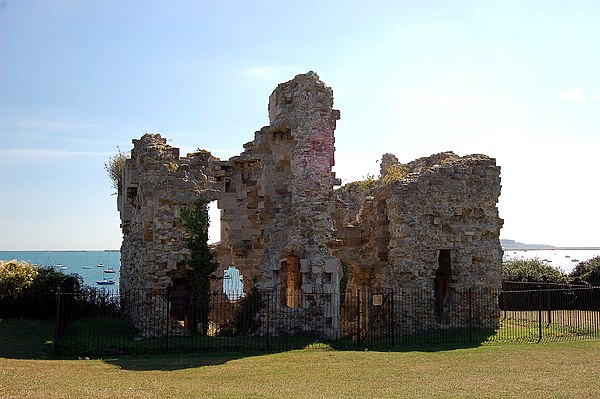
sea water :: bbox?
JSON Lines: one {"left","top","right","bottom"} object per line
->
{"left": 2, "top": 248, "right": 598, "bottom": 288}
{"left": 502, "top": 248, "right": 600, "bottom": 274}
{"left": 0, "top": 250, "right": 121, "bottom": 288}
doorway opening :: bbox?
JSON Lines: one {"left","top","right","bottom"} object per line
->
{"left": 434, "top": 249, "right": 451, "bottom": 323}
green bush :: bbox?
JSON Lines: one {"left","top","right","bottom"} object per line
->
{"left": 0, "top": 260, "right": 38, "bottom": 303}
{"left": 502, "top": 258, "right": 569, "bottom": 283}
{"left": 0, "top": 260, "right": 82, "bottom": 318}
{"left": 570, "top": 256, "right": 600, "bottom": 285}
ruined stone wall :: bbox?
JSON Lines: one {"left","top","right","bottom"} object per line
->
{"left": 118, "top": 72, "right": 502, "bottom": 337}
{"left": 384, "top": 153, "right": 503, "bottom": 289}
{"left": 334, "top": 152, "right": 503, "bottom": 329}
{"left": 119, "top": 72, "right": 343, "bottom": 336}
{"left": 118, "top": 134, "right": 221, "bottom": 335}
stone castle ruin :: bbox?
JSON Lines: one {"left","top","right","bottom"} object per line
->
{"left": 118, "top": 72, "right": 503, "bottom": 337}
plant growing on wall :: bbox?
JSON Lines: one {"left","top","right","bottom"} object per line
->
{"left": 180, "top": 198, "right": 220, "bottom": 335}
{"left": 380, "top": 163, "right": 409, "bottom": 184}
{"left": 104, "top": 147, "right": 129, "bottom": 195}
{"left": 339, "top": 260, "right": 351, "bottom": 303}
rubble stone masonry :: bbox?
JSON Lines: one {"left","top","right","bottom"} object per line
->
{"left": 118, "top": 72, "right": 503, "bottom": 336}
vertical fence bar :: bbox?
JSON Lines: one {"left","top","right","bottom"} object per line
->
{"left": 266, "top": 290, "right": 270, "bottom": 350}
{"left": 538, "top": 286, "right": 543, "bottom": 343}
{"left": 546, "top": 282, "right": 552, "bottom": 325}
{"left": 503, "top": 289, "right": 507, "bottom": 320}
{"left": 468, "top": 287, "right": 473, "bottom": 343}
{"left": 164, "top": 290, "right": 169, "bottom": 353}
{"left": 390, "top": 289, "right": 395, "bottom": 346}
{"left": 356, "top": 288, "right": 361, "bottom": 347}
{"left": 54, "top": 288, "right": 61, "bottom": 355}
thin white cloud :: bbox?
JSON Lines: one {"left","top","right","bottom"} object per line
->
{"left": 0, "top": 148, "right": 110, "bottom": 159}
{"left": 559, "top": 86, "right": 586, "bottom": 102}
{"left": 17, "top": 120, "right": 99, "bottom": 130}
{"left": 420, "top": 117, "right": 483, "bottom": 130}
{"left": 392, "top": 90, "right": 512, "bottom": 110}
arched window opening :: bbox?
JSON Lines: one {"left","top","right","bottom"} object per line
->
{"left": 223, "top": 266, "right": 244, "bottom": 301}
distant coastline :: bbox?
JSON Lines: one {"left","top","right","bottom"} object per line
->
{"left": 501, "top": 239, "right": 600, "bottom": 251}
{"left": 506, "top": 247, "right": 600, "bottom": 251}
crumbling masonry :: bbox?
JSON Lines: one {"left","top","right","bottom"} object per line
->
{"left": 118, "top": 72, "right": 503, "bottom": 337}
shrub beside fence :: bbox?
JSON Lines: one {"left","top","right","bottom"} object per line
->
{"left": 54, "top": 284, "right": 600, "bottom": 356}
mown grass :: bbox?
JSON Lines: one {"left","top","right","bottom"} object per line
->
{"left": 0, "top": 318, "right": 54, "bottom": 359}
{"left": 1, "top": 319, "right": 600, "bottom": 398}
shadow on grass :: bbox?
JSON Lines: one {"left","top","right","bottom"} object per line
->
{"left": 104, "top": 329, "right": 498, "bottom": 371}
{"left": 105, "top": 351, "right": 262, "bottom": 371}
{"left": 0, "top": 318, "right": 500, "bottom": 370}
{"left": 324, "top": 332, "right": 495, "bottom": 354}
{"left": 64, "top": 318, "right": 498, "bottom": 366}
{"left": 106, "top": 337, "right": 494, "bottom": 371}
{"left": 0, "top": 318, "right": 55, "bottom": 359}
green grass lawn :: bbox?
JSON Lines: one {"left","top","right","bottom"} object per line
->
{"left": 1, "top": 318, "right": 599, "bottom": 398}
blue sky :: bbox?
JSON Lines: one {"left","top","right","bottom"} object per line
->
{"left": 1, "top": 0, "right": 599, "bottom": 250}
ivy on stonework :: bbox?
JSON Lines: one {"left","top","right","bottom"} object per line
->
{"left": 180, "top": 198, "right": 219, "bottom": 335}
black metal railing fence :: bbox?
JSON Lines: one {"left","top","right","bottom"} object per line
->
{"left": 54, "top": 284, "right": 600, "bottom": 356}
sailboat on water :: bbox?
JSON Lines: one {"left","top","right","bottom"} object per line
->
{"left": 96, "top": 278, "right": 115, "bottom": 285}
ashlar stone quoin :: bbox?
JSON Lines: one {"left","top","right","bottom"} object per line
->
{"left": 118, "top": 71, "right": 503, "bottom": 337}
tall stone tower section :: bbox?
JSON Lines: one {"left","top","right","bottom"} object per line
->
{"left": 259, "top": 72, "right": 343, "bottom": 335}
{"left": 118, "top": 134, "right": 220, "bottom": 336}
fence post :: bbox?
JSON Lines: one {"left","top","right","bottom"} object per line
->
{"left": 537, "top": 286, "right": 543, "bottom": 343}
{"left": 390, "top": 289, "right": 395, "bottom": 346}
{"left": 501, "top": 283, "right": 507, "bottom": 320}
{"left": 356, "top": 288, "right": 361, "bottom": 346}
{"left": 165, "top": 290, "right": 170, "bottom": 353}
{"left": 265, "top": 290, "right": 270, "bottom": 350}
{"left": 468, "top": 287, "right": 473, "bottom": 342}
{"left": 546, "top": 282, "right": 552, "bottom": 324}
{"left": 54, "top": 288, "right": 61, "bottom": 355}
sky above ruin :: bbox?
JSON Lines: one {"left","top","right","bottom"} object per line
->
{"left": 1, "top": 0, "right": 599, "bottom": 250}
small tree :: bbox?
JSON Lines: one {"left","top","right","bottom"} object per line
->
{"left": 502, "top": 258, "right": 569, "bottom": 283}
{"left": 0, "top": 260, "right": 38, "bottom": 313}
{"left": 180, "top": 199, "right": 220, "bottom": 335}
{"left": 0, "top": 260, "right": 82, "bottom": 318}
{"left": 570, "top": 256, "right": 600, "bottom": 285}
{"left": 104, "top": 147, "right": 129, "bottom": 195}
